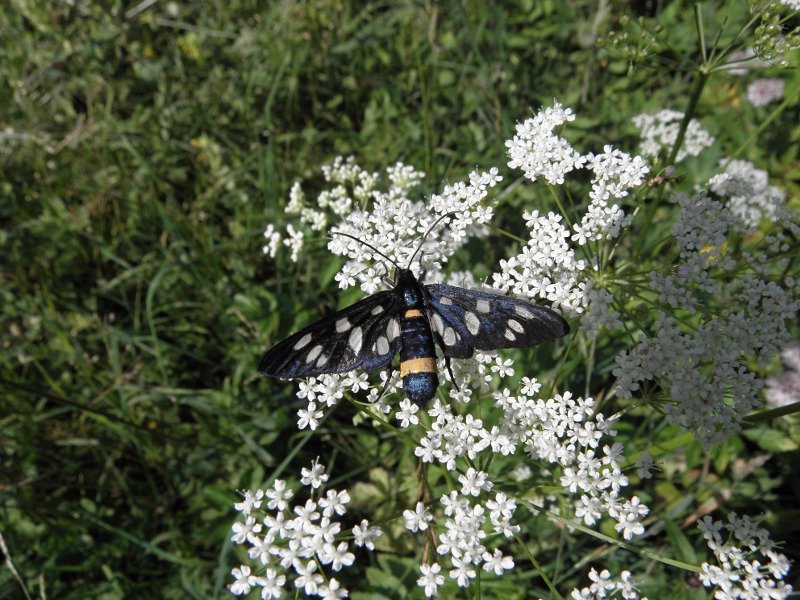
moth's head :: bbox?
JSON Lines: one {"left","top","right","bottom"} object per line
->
{"left": 395, "top": 268, "right": 417, "bottom": 287}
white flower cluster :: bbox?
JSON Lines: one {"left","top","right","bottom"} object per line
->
{"left": 493, "top": 210, "right": 587, "bottom": 315}
{"left": 492, "top": 387, "right": 648, "bottom": 539}
{"left": 287, "top": 356, "right": 650, "bottom": 596}
{"left": 262, "top": 156, "right": 419, "bottom": 264}
{"left": 295, "top": 371, "right": 370, "bottom": 430}
{"left": 262, "top": 224, "right": 282, "bottom": 259}
{"left": 329, "top": 167, "right": 500, "bottom": 293}
{"left": 632, "top": 109, "right": 715, "bottom": 162}
{"left": 229, "top": 459, "right": 382, "bottom": 599}
{"left": 505, "top": 101, "right": 586, "bottom": 184}
{"left": 570, "top": 568, "right": 647, "bottom": 600}
{"left": 614, "top": 189, "right": 799, "bottom": 449}
{"left": 492, "top": 209, "right": 626, "bottom": 338}
{"left": 412, "top": 381, "right": 649, "bottom": 570}
{"left": 573, "top": 145, "right": 649, "bottom": 245}
{"left": 498, "top": 104, "right": 649, "bottom": 338}
{"left": 708, "top": 159, "right": 789, "bottom": 232}
{"left": 698, "top": 513, "right": 793, "bottom": 599}
{"left": 409, "top": 491, "right": 517, "bottom": 596}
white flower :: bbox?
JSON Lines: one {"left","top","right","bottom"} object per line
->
{"left": 229, "top": 565, "right": 255, "bottom": 595}
{"left": 449, "top": 556, "right": 477, "bottom": 587}
{"left": 396, "top": 398, "right": 420, "bottom": 428}
{"left": 319, "top": 541, "right": 355, "bottom": 571}
{"left": 634, "top": 451, "right": 654, "bottom": 479}
{"left": 414, "top": 434, "right": 441, "bottom": 463}
{"left": 234, "top": 489, "right": 264, "bottom": 516}
{"left": 231, "top": 515, "right": 262, "bottom": 545}
{"left": 613, "top": 186, "right": 798, "bottom": 449}
{"left": 418, "top": 563, "right": 445, "bottom": 597}
{"left": 301, "top": 458, "right": 329, "bottom": 488}
{"left": 297, "top": 401, "right": 323, "bottom": 430}
{"left": 318, "top": 578, "right": 348, "bottom": 600}
{"left": 294, "top": 560, "right": 323, "bottom": 595}
{"left": 571, "top": 145, "right": 647, "bottom": 247}
{"left": 404, "top": 502, "right": 434, "bottom": 532}
{"left": 258, "top": 568, "right": 287, "bottom": 599}
{"left": 319, "top": 489, "right": 350, "bottom": 517}
{"left": 353, "top": 519, "right": 383, "bottom": 550}
{"left": 482, "top": 548, "right": 514, "bottom": 575}
{"left": 458, "top": 468, "right": 493, "bottom": 496}
{"left": 765, "top": 341, "right": 800, "bottom": 408}
{"left": 613, "top": 497, "right": 648, "bottom": 540}
{"left": 265, "top": 480, "right": 293, "bottom": 511}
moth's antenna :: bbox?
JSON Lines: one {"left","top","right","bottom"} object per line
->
{"left": 329, "top": 231, "right": 401, "bottom": 271}
{"left": 407, "top": 211, "right": 456, "bottom": 268}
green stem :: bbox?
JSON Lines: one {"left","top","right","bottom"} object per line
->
{"left": 634, "top": 13, "right": 710, "bottom": 258}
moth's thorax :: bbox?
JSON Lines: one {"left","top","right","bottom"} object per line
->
{"left": 396, "top": 269, "right": 425, "bottom": 309}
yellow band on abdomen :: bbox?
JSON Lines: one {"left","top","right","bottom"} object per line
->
{"left": 404, "top": 309, "right": 423, "bottom": 318}
{"left": 400, "top": 357, "right": 437, "bottom": 377}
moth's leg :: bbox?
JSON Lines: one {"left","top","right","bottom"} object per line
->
{"left": 444, "top": 355, "right": 460, "bottom": 392}
{"left": 431, "top": 330, "right": 461, "bottom": 393}
{"left": 377, "top": 262, "right": 395, "bottom": 288}
{"left": 378, "top": 362, "right": 396, "bottom": 398}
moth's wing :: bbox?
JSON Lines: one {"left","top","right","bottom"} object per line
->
{"left": 258, "top": 291, "right": 401, "bottom": 378}
{"left": 424, "top": 284, "right": 569, "bottom": 358}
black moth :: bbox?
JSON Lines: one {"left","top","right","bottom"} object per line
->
{"left": 259, "top": 218, "right": 569, "bottom": 407}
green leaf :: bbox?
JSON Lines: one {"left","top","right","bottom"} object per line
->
{"left": 742, "top": 426, "right": 800, "bottom": 453}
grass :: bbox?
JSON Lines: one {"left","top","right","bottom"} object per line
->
{"left": 2, "top": 0, "right": 799, "bottom": 598}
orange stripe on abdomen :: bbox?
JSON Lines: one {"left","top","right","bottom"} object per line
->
{"left": 400, "top": 357, "right": 437, "bottom": 377}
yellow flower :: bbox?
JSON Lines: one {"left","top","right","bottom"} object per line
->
{"left": 699, "top": 241, "right": 728, "bottom": 265}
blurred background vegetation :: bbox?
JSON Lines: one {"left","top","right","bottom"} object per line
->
{"left": 2, "top": 0, "right": 799, "bottom": 598}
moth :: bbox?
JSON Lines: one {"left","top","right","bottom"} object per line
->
{"left": 259, "top": 219, "right": 569, "bottom": 407}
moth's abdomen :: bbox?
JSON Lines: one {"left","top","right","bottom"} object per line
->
{"left": 399, "top": 308, "right": 439, "bottom": 406}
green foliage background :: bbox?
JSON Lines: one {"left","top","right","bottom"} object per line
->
{"left": 2, "top": 1, "right": 799, "bottom": 598}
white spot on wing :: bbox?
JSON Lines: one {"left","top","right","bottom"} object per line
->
{"left": 294, "top": 333, "right": 312, "bottom": 350}
{"left": 336, "top": 318, "right": 350, "bottom": 332}
{"left": 387, "top": 318, "right": 400, "bottom": 341}
{"left": 515, "top": 304, "right": 535, "bottom": 319}
{"left": 504, "top": 329, "right": 516, "bottom": 341}
{"left": 316, "top": 353, "right": 329, "bottom": 367}
{"left": 465, "top": 311, "right": 480, "bottom": 335}
{"left": 444, "top": 327, "right": 456, "bottom": 346}
{"left": 508, "top": 319, "right": 524, "bottom": 333}
{"left": 371, "top": 305, "right": 384, "bottom": 316}
{"left": 440, "top": 297, "right": 453, "bottom": 306}
{"left": 307, "top": 345, "right": 323, "bottom": 363}
{"left": 377, "top": 336, "right": 390, "bottom": 355}
{"left": 432, "top": 313, "right": 444, "bottom": 334}
{"left": 348, "top": 327, "right": 363, "bottom": 353}
{"left": 476, "top": 299, "right": 491, "bottom": 313}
